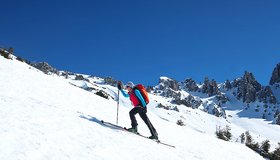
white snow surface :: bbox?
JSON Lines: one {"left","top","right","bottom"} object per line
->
{"left": 0, "top": 56, "right": 270, "bottom": 160}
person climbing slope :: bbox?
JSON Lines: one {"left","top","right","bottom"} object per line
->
{"left": 117, "top": 81, "right": 158, "bottom": 140}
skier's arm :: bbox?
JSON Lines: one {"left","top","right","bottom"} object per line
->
{"left": 120, "top": 89, "right": 130, "bottom": 98}
{"left": 135, "top": 89, "right": 147, "bottom": 107}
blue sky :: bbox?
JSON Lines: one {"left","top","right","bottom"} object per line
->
{"left": 1, "top": 0, "right": 279, "bottom": 86}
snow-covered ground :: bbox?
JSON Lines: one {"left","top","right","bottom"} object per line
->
{"left": 0, "top": 56, "right": 274, "bottom": 160}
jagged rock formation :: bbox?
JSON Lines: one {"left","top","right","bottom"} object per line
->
{"left": 173, "top": 95, "right": 202, "bottom": 109}
{"left": 201, "top": 77, "right": 221, "bottom": 96}
{"left": 31, "top": 62, "right": 59, "bottom": 75}
{"left": 257, "top": 86, "right": 277, "bottom": 104}
{"left": 104, "top": 77, "right": 118, "bottom": 86}
{"left": 0, "top": 48, "right": 13, "bottom": 59}
{"left": 155, "top": 77, "right": 180, "bottom": 98}
{"left": 183, "top": 78, "right": 199, "bottom": 92}
{"left": 216, "top": 94, "right": 229, "bottom": 104}
{"left": 276, "top": 114, "right": 280, "bottom": 125}
{"left": 60, "top": 71, "right": 75, "bottom": 79}
{"left": 224, "top": 80, "right": 232, "bottom": 91}
{"left": 232, "top": 78, "right": 242, "bottom": 88}
{"left": 160, "top": 88, "right": 181, "bottom": 99}
{"left": 235, "top": 71, "right": 277, "bottom": 104}
{"left": 156, "top": 103, "right": 179, "bottom": 112}
{"left": 153, "top": 76, "right": 225, "bottom": 117}
{"left": 95, "top": 90, "right": 110, "bottom": 99}
{"left": 158, "top": 77, "right": 180, "bottom": 91}
{"left": 270, "top": 63, "right": 280, "bottom": 85}
{"left": 75, "top": 75, "right": 90, "bottom": 82}
{"left": 237, "top": 71, "right": 262, "bottom": 103}
{"left": 212, "top": 104, "right": 225, "bottom": 118}
{"left": 202, "top": 102, "right": 226, "bottom": 118}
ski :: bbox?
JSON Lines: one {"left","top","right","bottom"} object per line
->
{"left": 101, "top": 120, "right": 175, "bottom": 148}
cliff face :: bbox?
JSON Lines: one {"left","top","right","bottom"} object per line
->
{"left": 236, "top": 71, "right": 262, "bottom": 103}
{"left": 270, "top": 63, "right": 280, "bottom": 85}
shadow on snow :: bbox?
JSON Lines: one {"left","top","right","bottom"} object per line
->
{"left": 78, "top": 113, "right": 124, "bottom": 131}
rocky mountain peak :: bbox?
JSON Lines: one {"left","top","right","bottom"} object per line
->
{"left": 270, "top": 63, "right": 280, "bottom": 85}
{"left": 158, "top": 76, "right": 180, "bottom": 91}
{"left": 201, "top": 77, "right": 221, "bottom": 96}
{"left": 183, "top": 78, "right": 199, "bottom": 92}
{"left": 152, "top": 77, "right": 180, "bottom": 98}
{"left": 237, "top": 71, "right": 262, "bottom": 103}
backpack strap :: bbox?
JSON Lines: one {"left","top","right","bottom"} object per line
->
{"left": 133, "top": 88, "right": 146, "bottom": 107}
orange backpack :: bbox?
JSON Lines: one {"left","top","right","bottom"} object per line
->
{"left": 133, "top": 84, "right": 149, "bottom": 105}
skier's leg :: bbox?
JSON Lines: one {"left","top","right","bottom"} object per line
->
{"left": 129, "top": 107, "right": 139, "bottom": 128}
{"left": 138, "top": 107, "right": 158, "bottom": 137}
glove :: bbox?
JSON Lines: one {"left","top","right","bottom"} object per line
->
{"left": 117, "top": 81, "right": 122, "bottom": 90}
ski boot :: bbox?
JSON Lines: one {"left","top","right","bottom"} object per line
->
{"left": 148, "top": 135, "right": 158, "bottom": 140}
{"left": 127, "top": 126, "right": 138, "bottom": 133}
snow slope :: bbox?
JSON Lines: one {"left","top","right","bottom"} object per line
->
{"left": 0, "top": 56, "right": 265, "bottom": 160}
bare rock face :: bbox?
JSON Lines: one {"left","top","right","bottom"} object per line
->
{"left": 0, "top": 48, "right": 13, "bottom": 60}
{"left": 156, "top": 103, "right": 179, "bottom": 112}
{"left": 235, "top": 71, "right": 277, "bottom": 104}
{"left": 216, "top": 94, "right": 229, "bottom": 104}
{"left": 104, "top": 77, "right": 118, "bottom": 86}
{"left": 173, "top": 95, "right": 202, "bottom": 109}
{"left": 237, "top": 71, "right": 262, "bottom": 103}
{"left": 270, "top": 63, "right": 280, "bottom": 85}
{"left": 224, "top": 80, "right": 232, "bottom": 91}
{"left": 184, "top": 78, "right": 199, "bottom": 92}
{"left": 95, "top": 90, "right": 110, "bottom": 99}
{"left": 160, "top": 88, "right": 181, "bottom": 99}
{"left": 202, "top": 77, "right": 221, "bottom": 96}
{"left": 156, "top": 77, "right": 181, "bottom": 98}
{"left": 75, "top": 75, "right": 90, "bottom": 82}
{"left": 232, "top": 78, "right": 242, "bottom": 88}
{"left": 276, "top": 114, "right": 280, "bottom": 125}
{"left": 257, "top": 86, "right": 277, "bottom": 104}
{"left": 32, "top": 62, "right": 59, "bottom": 75}
{"left": 159, "top": 77, "right": 180, "bottom": 91}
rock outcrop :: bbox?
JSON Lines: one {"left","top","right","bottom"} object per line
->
{"left": 270, "top": 63, "right": 280, "bottom": 85}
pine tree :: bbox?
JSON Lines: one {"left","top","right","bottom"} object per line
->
{"left": 245, "top": 131, "right": 252, "bottom": 146}
{"left": 224, "top": 125, "right": 232, "bottom": 141}
{"left": 245, "top": 131, "right": 260, "bottom": 153}
{"left": 261, "top": 140, "right": 270, "bottom": 153}
{"left": 240, "top": 133, "right": 245, "bottom": 144}
{"left": 272, "top": 143, "right": 280, "bottom": 160}
{"left": 260, "top": 140, "right": 271, "bottom": 158}
{"left": 276, "top": 114, "right": 280, "bottom": 125}
{"left": 215, "top": 126, "right": 226, "bottom": 141}
{"left": 215, "top": 125, "right": 231, "bottom": 141}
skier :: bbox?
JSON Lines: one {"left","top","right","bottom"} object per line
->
{"left": 117, "top": 81, "right": 158, "bottom": 140}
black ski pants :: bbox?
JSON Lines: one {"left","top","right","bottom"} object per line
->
{"left": 129, "top": 106, "right": 158, "bottom": 137}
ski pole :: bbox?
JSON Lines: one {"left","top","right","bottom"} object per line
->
{"left": 116, "top": 89, "right": 120, "bottom": 124}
